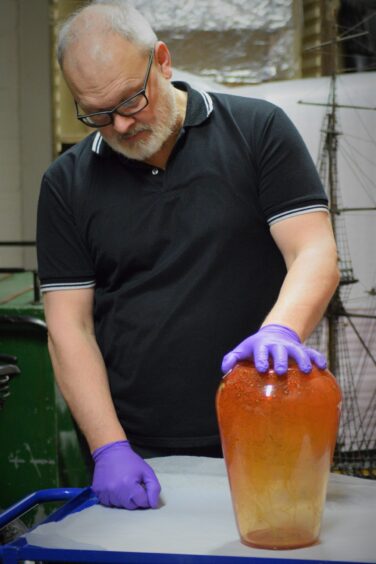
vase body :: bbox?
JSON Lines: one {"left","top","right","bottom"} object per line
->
{"left": 216, "top": 361, "right": 342, "bottom": 550}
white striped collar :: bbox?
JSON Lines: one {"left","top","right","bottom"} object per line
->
{"left": 91, "top": 131, "right": 104, "bottom": 154}
{"left": 198, "top": 90, "right": 214, "bottom": 117}
{"left": 90, "top": 82, "right": 214, "bottom": 155}
{"left": 173, "top": 81, "right": 214, "bottom": 126}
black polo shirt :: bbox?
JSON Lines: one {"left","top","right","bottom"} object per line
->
{"left": 37, "top": 82, "right": 328, "bottom": 448}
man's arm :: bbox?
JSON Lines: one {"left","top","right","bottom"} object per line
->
{"left": 44, "top": 288, "right": 126, "bottom": 451}
{"left": 222, "top": 211, "right": 339, "bottom": 374}
{"left": 44, "top": 289, "right": 161, "bottom": 509}
{"left": 265, "top": 210, "right": 339, "bottom": 339}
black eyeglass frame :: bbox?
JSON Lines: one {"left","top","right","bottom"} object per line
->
{"left": 75, "top": 47, "right": 155, "bottom": 128}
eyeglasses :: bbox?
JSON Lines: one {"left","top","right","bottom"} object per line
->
{"left": 75, "top": 48, "right": 154, "bottom": 128}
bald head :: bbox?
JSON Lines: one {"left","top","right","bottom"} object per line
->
{"left": 57, "top": 1, "right": 157, "bottom": 69}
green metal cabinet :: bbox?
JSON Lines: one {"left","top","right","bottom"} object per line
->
{"left": 0, "top": 272, "right": 89, "bottom": 523}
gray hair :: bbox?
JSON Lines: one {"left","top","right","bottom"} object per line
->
{"left": 57, "top": 0, "right": 157, "bottom": 67}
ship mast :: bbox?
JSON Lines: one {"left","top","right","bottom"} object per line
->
{"left": 326, "top": 13, "right": 341, "bottom": 374}
{"left": 315, "top": 8, "right": 359, "bottom": 374}
{"left": 326, "top": 79, "right": 339, "bottom": 373}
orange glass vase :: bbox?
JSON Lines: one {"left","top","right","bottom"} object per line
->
{"left": 216, "top": 361, "right": 342, "bottom": 550}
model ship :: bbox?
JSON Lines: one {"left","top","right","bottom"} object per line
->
{"left": 303, "top": 23, "right": 376, "bottom": 478}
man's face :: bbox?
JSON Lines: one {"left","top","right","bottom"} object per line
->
{"left": 63, "top": 35, "right": 178, "bottom": 161}
{"left": 101, "top": 68, "right": 179, "bottom": 161}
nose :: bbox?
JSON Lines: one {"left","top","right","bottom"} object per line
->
{"left": 111, "top": 112, "right": 137, "bottom": 134}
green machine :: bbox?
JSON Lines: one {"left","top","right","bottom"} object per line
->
{"left": 0, "top": 271, "right": 90, "bottom": 524}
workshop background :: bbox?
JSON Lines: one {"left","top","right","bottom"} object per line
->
{"left": 0, "top": 0, "right": 375, "bottom": 532}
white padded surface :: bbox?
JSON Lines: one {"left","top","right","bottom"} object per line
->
{"left": 25, "top": 457, "right": 376, "bottom": 561}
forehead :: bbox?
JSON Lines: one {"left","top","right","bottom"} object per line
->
{"left": 63, "top": 33, "right": 148, "bottom": 107}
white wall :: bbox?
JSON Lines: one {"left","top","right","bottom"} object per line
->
{"left": 0, "top": 0, "right": 52, "bottom": 271}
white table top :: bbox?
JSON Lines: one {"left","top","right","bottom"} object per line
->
{"left": 25, "top": 456, "right": 376, "bottom": 562}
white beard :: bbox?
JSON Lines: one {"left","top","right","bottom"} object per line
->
{"left": 104, "top": 76, "right": 179, "bottom": 162}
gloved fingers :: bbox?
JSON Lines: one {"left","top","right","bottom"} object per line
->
{"left": 93, "top": 483, "right": 150, "bottom": 510}
{"left": 127, "top": 482, "right": 150, "bottom": 510}
{"left": 305, "top": 347, "right": 327, "bottom": 369}
{"left": 269, "top": 344, "right": 288, "bottom": 375}
{"left": 95, "top": 489, "right": 111, "bottom": 507}
{"left": 143, "top": 469, "right": 162, "bottom": 508}
{"left": 221, "top": 351, "right": 242, "bottom": 373}
{"left": 221, "top": 335, "right": 256, "bottom": 373}
{"left": 287, "top": 345, "right": 312, "bottom": 373}
{"left": 145, "top": 481, "right": 161, "bottom": 508}
{"left": 253, "top": 342, "right": 269, "bottom": 373}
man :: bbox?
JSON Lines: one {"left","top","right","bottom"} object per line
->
{"left": 37, "top": 0, "right": 339, "bottom": 511}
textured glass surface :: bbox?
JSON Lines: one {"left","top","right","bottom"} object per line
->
{"left": 216, "top": 362, "right": 342, "bottom": 550}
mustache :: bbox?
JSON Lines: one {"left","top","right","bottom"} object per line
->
{"left": 119, "top": 125, "right": 151, "bottom": 140}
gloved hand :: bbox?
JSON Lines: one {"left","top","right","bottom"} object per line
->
{"left": 92, "top": 440, "right": 161, "bottom": 510}
{"left": 221, "top": 323, "right": 327, "bottom": 375}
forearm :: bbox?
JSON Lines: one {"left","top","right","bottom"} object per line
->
{"left": 48, "top": 328, "right": 126, "bottom": 452}
{"left": 221, "top": 213, "right": 338, "bottom": 374}
{"left": 262, "top": 247, "right": 339, "bottom": 340}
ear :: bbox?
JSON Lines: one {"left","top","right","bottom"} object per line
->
{"left": 154, "top": 41, "right": 172, "bottom": 79}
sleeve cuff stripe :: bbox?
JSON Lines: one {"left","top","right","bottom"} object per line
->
{"left": 267, "top": 205, "right": 329, "bottom": 226}
{"left": 40, "top": 280, "right": 96, "bottom": 292}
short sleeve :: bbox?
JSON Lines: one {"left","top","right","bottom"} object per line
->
{"left": 256, "top": 106, "right": 328, "bottom": 226}
{"left": 37, "top": 173, "right": 95, "bottom": 292}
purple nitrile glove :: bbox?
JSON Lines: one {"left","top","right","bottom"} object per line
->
{"left": 91, "top": 440, "right": 161, "bottom": 510}
{"left": 221, "top": 323, "right": 327, "bottom": 375}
